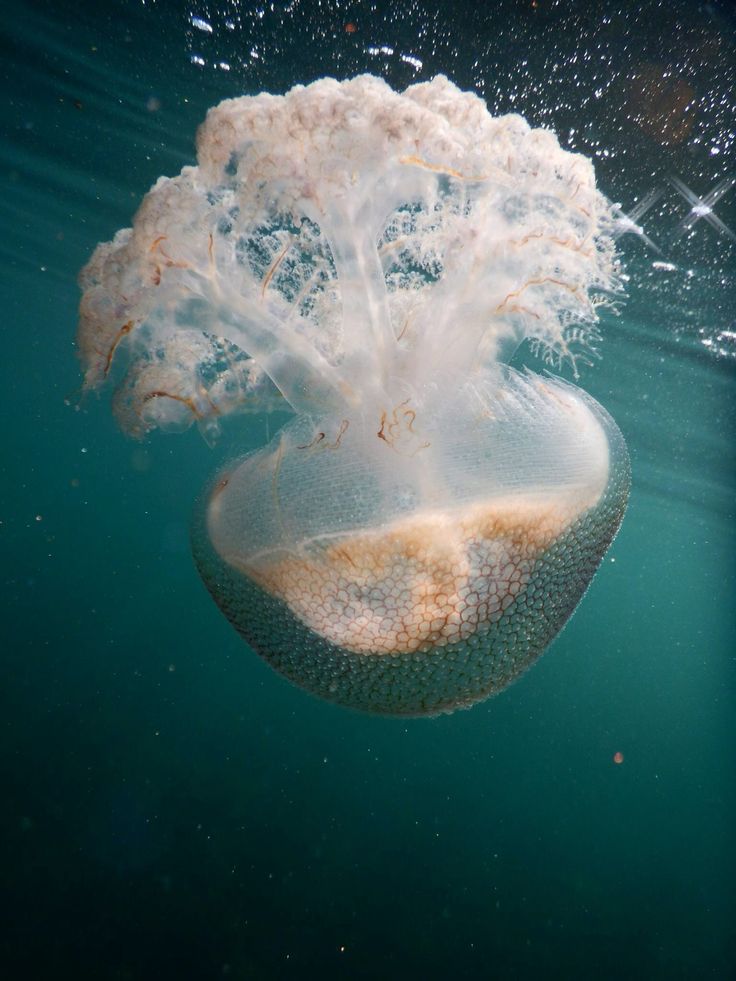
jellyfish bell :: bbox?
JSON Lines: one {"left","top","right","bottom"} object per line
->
{"left": 78, "top": 75, "right": 630, "bottom": 716}
{"left": 194, "top": 374, "right": 628, "bottom": 714}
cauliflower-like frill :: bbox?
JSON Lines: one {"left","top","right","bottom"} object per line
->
{"left": 78, "top": 75, "right": 620, "bottom": 439}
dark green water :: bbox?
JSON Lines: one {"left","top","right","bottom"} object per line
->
{"left": 2, "top": 1, "right": 734, "bottom": 978}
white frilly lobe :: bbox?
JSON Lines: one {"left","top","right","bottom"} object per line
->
{"left": 78, "top": 75, "right": 621, "bottom": 439}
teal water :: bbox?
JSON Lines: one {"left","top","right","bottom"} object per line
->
{"left": 2, "top": 1, "right": 734, "bottom": 978}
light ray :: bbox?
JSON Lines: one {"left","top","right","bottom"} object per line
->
{"left": 612, "top": 187, "right": 664, "bottom": 253}
{"left": 669, "top": 174, "right": 736, "bottom": 242}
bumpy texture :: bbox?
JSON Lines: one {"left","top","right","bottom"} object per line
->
{"left": 238, "top": 494, "right": 596, "bottom": 656}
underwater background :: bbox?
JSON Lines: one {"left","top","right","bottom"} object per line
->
{"left": 2, "top": 0, "right": 734, "bottom": 977}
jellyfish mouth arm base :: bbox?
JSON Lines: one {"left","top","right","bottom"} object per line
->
{"left": 204, "top": 203, "right": 399, "bottom": 416}
{"left": 186, "top": 263, "right": 353, "bottom": 417}
{"left": 211, "top": 296, "right": 346, "bottom": 417}
{"left": 322, "top": 203, "right": 397, "bottom": 379}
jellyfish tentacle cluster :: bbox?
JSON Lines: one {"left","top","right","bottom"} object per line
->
{"left": 78, "top": 75, "right": 630, "bottom": 716}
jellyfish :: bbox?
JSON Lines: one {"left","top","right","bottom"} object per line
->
{"left": 77, "top": 75, "right": 630, "bottom": 716}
